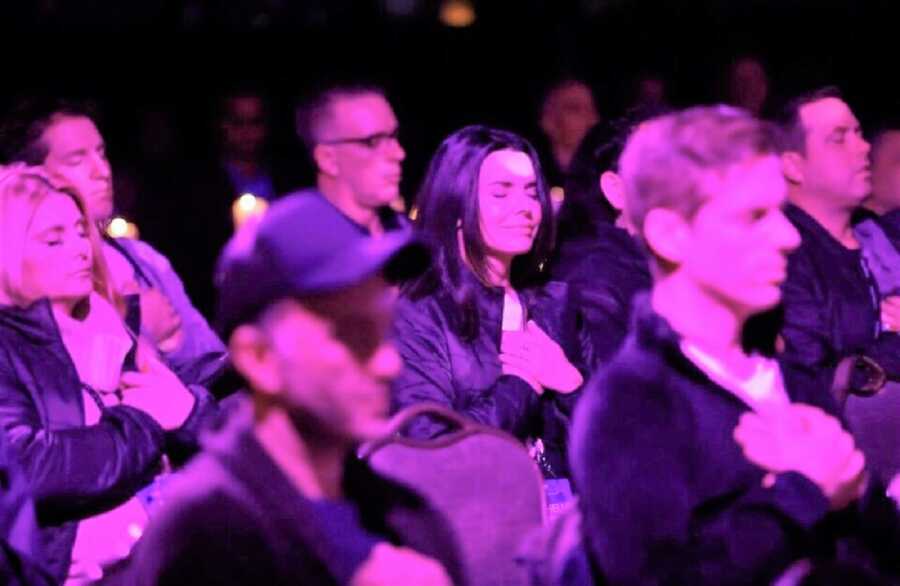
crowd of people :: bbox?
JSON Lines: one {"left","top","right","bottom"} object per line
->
{"left": 2, "top": 62, "right": 900, "bottom": 585}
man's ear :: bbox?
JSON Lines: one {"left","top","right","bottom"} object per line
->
{"left": 313, "top": 143, "right": 339, "bottom": 177}
{"left": 229, "top": 324, "right": 281, "bottom": 397}
{"left": 600, "top": 170, "right": 625, "bottom": 212}
{"left": 780, "top": 151, "right": 805, "bottom": 186}
{"left": 643, "top": 207, "right": 691, "bottom": 266}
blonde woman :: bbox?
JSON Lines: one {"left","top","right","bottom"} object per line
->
{"left": 0, "top": 169, "right": 215, "bottom": 583}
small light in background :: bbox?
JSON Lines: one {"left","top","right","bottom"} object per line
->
{"left": 106, "top": 216, "right": 140, "bottom": 239}
{"left": 550, "top": 186, "right": 565, "bottom": 214}
{"left": 439, "top": 0, "right": 476, "bottom": 27}
{"left": 408, "top": 206, "right": 419, "bottom": 221}
{"left": 232, "top": 193, "right": 269, "bottom": 229}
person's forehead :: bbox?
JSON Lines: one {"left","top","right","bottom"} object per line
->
{"left": 733, "top": 58, "right": 765, "bottom": 77}
{"left": 702, "top": 154, "right": 785, "bottom": 210}
{"left": 44, "top": 115, "right": 103, "bottom": 152}
{"left": 330, "top": 93, "right": 397, "bottom": 134}
{"left": 555, "top": 83, "right": 593, "bottom": 105}
{"left": 30, "top": 193, "right": 82, "bottom": 231}
{"left": 479, "top": 149, "right": 535, "bottom": 181}
{"left": 226, "top": 96, "right": 265, "bottom": 119}
{"left": 799, "top": 97, "right": 858, "bottom": 134}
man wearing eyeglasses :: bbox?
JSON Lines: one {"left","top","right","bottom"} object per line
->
{"left": 294, "top": 82, "right": 407, "bottom": 237}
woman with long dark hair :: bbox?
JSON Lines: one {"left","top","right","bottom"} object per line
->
{"left": 392, "top": 125, "right": 591, "bottom": 477}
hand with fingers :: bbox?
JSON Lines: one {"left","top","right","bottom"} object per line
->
{"left": 351, "top": 543, "right": 453, "bottom": 586}
{"left": 119, "top": 353, "right": 195, "bottom": 430}
{"left": 500, "top": 320, "right": 584, "bottom": 395}
{"left": 734, "top": 403, "right": 867, "bottom": 510}
{"left": 881, "top": 295, "right": 900, "bottom": 333}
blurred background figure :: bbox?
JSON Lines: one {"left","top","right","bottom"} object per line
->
{"left": 628, "top": 71, "right": 670, "bottom": 111}
{"left": 537, "top": 78, "right": 600, "bottom": 189}
{"left": 174, "top": 88, "right": 305, "bottom": 317}
{"left": 724, "top": 54, "right": 772, "bottom": 118}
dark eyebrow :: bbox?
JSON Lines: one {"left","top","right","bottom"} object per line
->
{"left": 35, "top": 225, "right": 65, "bottom": 238}
{"left": 61, "top": 148, "right": 89, "bottom": 158}
{"left": 489, "top": 181, "right": 513, "bottom": 187}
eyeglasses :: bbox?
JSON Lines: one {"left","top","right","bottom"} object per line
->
{"left": 320, "top": 128, "right": 401, "bottom": 150}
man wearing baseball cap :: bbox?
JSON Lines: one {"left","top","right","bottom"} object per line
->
{"left": 128, "top": 194, "right": 463, "bottom": 586}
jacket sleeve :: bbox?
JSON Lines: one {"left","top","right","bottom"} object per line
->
{"left": 128, "top": 239, "right": 228, "bottom": 388}
{"left": 0, "top": 367, "right": 165, "bottom": 524}
{"left": 570, "top": 369, "right": 830, "bottom": 586}
{"left": 164, "top": 384, "right": 219, "bottom": 466}
{"left": 390, "top": 300, "right": 539, "bottom": 440}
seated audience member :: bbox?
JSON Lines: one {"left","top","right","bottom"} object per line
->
{"left": 552, "top": 111, "right": 661, "bottom": 363}
{"left": 724, "top": 54, "right": 772, "bottom": 118}
{"left": 392, "top": 125, "right": 591, "bottom": 479}
{"left": 776, "top": 88, "right": 900, "bottom": 398}
{"left": 127, "top": 194, "right": 463, "bottom": 586}
{"left": 1, "top": 99, "right": 227, "bottom": 391}
{"left": 172, "top": 88, "right": 306, "bottom": 316}
{"left": 292, "top": 82, "right": 409, "bottom": 237}
{"left": 537, "top": 78, "right": 601, "bottom": 189}
{"left": 0, "top": 170, "right": 215, "bottom": 583}
{"left": 571, "top": 106, "right": 900, "bottom": 585}
{"left": 854, "top": 120, "right": 900, "bottom": 317}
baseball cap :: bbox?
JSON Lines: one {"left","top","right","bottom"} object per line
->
{"left": 215, "top": 193, "right": 428, "bottom": 336}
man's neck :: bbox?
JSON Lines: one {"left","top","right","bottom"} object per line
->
{"left": 652, "top": 273, "right": 745, "bottom": 361}
{"left": 318, "top": 178, "right": 383, "bottom": 236}
{"left": 789, "top": 190, "right": 859, "bottom": 249}
{"left": 253, "top": 405, "right": 348, "bottom": 500}
{"left": 552, "top": 145, "right": 576, "bottom": 174}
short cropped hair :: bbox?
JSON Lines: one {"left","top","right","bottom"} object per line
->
{"left": 619, "top": 105, "right": 782, "bottom": 239}
{"left": 774, "top": 86, "right": 843, "bottom": 154}
{"left": 294, "top": 82, "right": 387, "bottom": 154}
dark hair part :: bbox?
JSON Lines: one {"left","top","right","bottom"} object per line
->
{"left": 294, "top": 82, "right": 387, "bottom": 154}
{"left": 404, "top": 125, "right": 555, "bottom": 340}
{"left": 774, "top": 85, "right": 843, "bottom": 154}
{"left": 556, "top": 105, "right": 670, "bottom": 241}
{"left": 0, "top": 98, "right": 100, "bottom": 165}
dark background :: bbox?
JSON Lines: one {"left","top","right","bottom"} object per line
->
{"left": 2, "top": 0, "right": 897, "bottom": 307}
{"left": 3, "top": 0, "right": 897, "bottom": 191}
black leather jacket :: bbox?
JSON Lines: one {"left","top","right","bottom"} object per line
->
{"left": 780, "top": 205, "right": 900, "bottom": 396}
{"left": 391, "top": 275, "right": 592, "bottom": 478}
{"left": 0, "top": 299, "right": 217, "bottom": 581}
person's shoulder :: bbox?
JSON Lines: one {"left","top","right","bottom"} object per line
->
{"left": 142, "top": 451, "right": 266, "bottom": 552}
{"left": 115, "top": 238, "right": 175, "bottom": 274}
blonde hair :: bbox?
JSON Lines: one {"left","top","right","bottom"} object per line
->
{"left": 619, "top": 105, "right": 781, "bottom": 237}
{"left": 0, "top": 170, "right": 117, "bottom": 308}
